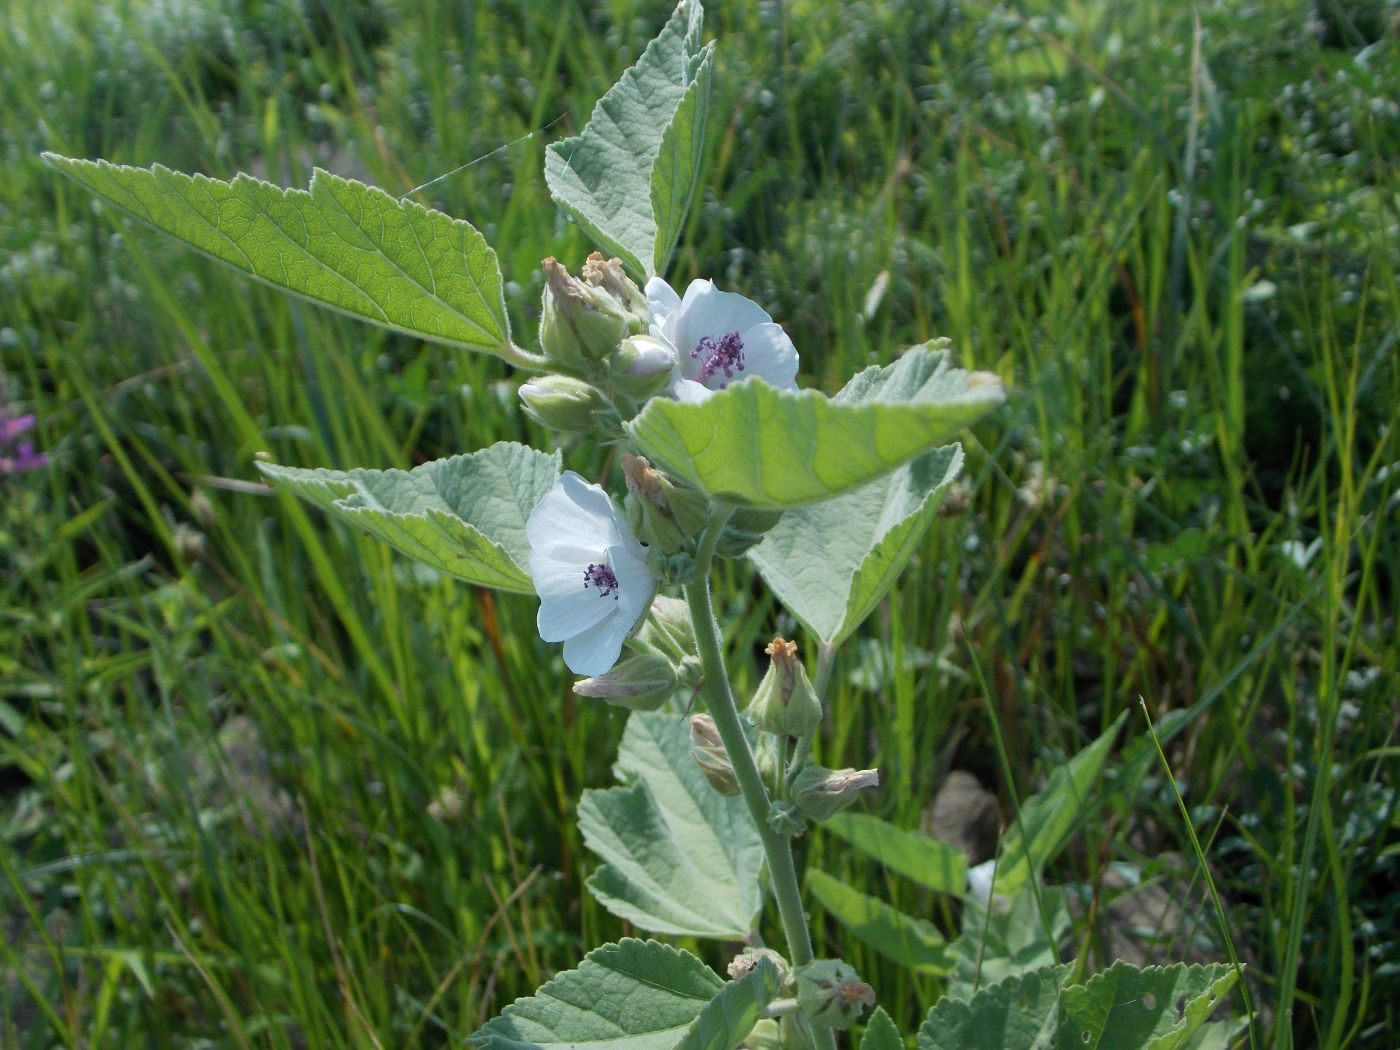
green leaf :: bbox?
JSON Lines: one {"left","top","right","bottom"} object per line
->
{"left": 578, "top": 711, "right": 764, "bottom": 938}
{"left": 946, "top": 887, "right": 1072, "bottom": 1001}
{"left": 918, "top": 965, "right": 1070, "bottom": 1050}
{"left": 860, "top": 1008, "right": 905, "bottom": 1050}
{"left": 806, "top": 869, "right": 952, "bottom": 975}
{"left": 470, "top": 938, "right": 726, "bottom": 1050}
{"left": 43, "top": 156, "right": 515, "bottom": 360}
{"left": 995, "top": 712, "right": 1127, "bottom": 896}
{"left": 678, "top": 960, "right": 781, "bottom": 1050}
{"left": 821, "top": 812, "right": 967, "bottom": 895}
{"left": 1061, "top": 962, "right": 1238, "bottom": 1050}
{"left": 256, "top": 442, "right": 559, "bottom": 594}
{"left": 626, "top": 345, "right": 1003, "bottom": 509}
{"left": 751, "top": 442, "right": 962, "bottom": 645}
{"left": 545, "top": 1, "right": 714, "bottom": 276}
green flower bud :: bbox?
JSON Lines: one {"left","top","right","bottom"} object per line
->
{"left": 628, "top": 595, "right": 701, "bottom": 687}
{"left": 690, "top": 714, "right": 739, "bottom": 796}
{"left": 582, "top": 251, "right": 649, "bottom": 327}
{"left": 518, "top": 375, "right": 607, "bottom": 432}
{"left": 539, "top": 257, "right": 631, "bottom": 368}
{"left": 754, "top": 733, "right": 782, "bottom": 788}
{"left": 726, "top": 947, "right": 790, "bottom": 984}
{"left": 622, "top": 453, "right": 710, "bottom": 553}
{"left": 793, "top": 960, "right": 875, "bottom": 1029}
{"left": 746, "top": 638, "right": 822, "bottom": 738}
{"left": 790, "top": 765, "right": 880, "bottom": 821}
{"left": 716, "top": 507, "right": 784, "bottom": 558}
{"left": 767, "top": 802, "right": 806, "bottom": 838}
{"left": 610, "top": 334, "right": 676, "bottom": 402}
{"left": 572, "top": 651, "right": 678, "bottom": 711}
{"left": 742, "top": 1019, "right": 782, "bottom": 1050}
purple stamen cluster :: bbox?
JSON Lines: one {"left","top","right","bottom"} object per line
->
{"left": 0, "top": 410, "right": 47, "bottom": 476}
{"left": 691, "top": 330, "right": 746, "bottom": 382}
{"left": 583, "top": 562, "right": 620, "bottom": 600}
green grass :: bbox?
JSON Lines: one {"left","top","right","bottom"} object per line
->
{"left": 2, "top": 0, "right": 1396, "bottom": 1045}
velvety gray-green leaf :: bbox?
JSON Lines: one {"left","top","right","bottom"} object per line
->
{"left": 807, "top": 869, "right": 952, "bottom": 975}
{"left": 649, "top": 48, "right": 713, "bottom": 275}
{"left": 578, "top": 711, "right": 764, "bottom": 938}
{"left": 946, "top": 887, "right": 1072, "bottom": 1002}
{"left": 257, "top": 442, "right": 559, "bottom": 594}
{"left": 545, "top": 1, "right": 713, "bottom": 276}
{"left": 750, "top": 443, "right": 962, "bottom": 645}
{"left": 677, "top": 960, "right": 781, "bottom": 1050}
{"left": 469, "top": 938, "right": 723, "bottom": 1050}
{"left": 1061, "top": 962, "right": 1238, "bottom": 1050}
{"left": 995, "top": 712, "right": 1126, "bottom": 897}
{"left": 44, "top": 156, "right": 515, "bottom": 359}
{"left": 626, "top": 357, "right": 1001, "bottom": 509}
{"left": 860, "top": 1008, "right": 905, "bottom": 1050}
{"left": 918, "top": 966, "right": 1070, "bottom": 1050}
{"left": 821, "top": 812, "right": 966, "bottom": 895}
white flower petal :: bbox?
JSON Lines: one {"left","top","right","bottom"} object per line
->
{"left": 670, "top": 377, "right": 716, "bottom": 403}
{"left": 732, "top": 322, "right": 799, "bottom": 390}
{"left": 675, "top": 280, "right": 772, "bottom": 354}
{"left": 645, "top": 275, "right": 683, "bottom": 324}
{"left": 525, "top": 471, "right": 618, "bottom": 554}
{"left": 561, "top": 598, "right": 646, "bottom": 676}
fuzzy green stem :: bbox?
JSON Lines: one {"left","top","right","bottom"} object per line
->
{"left": 684, "top": 507, "right": 835, "bottom": 1050}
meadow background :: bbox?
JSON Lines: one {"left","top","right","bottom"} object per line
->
{"left": 1, "top": 0, "right": 1397, "bottom": 1045}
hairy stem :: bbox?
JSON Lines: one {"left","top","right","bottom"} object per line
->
{"left": 684, "top": 506, "right": 836, "bottom": 1050}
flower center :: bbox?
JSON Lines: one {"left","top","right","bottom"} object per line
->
{"left": 691, "top": 331, "right": 746, "bottom": 383}
{"left": 583, "top": 562, "right": 620, "bottom": 600}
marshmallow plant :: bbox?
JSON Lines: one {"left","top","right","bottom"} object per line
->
{"left": 47, "top": 3, "right": 1245, "bottom": 1047}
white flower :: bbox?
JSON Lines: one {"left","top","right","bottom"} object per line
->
{"left": 526, "top": 471, "right": 657, "bottom": 676}
{"left": 645, "top": 277, "right": 799, "bottom": 403}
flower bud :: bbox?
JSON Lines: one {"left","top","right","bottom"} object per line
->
{"left": 582, "top": 251, "right": 648, "bottom": 326}
{"left": 539, "top": 257, "right": 632, "bottom": 367}
{"left": 746, "top": 638, "right": 822, "bottom": 738}
{"left": 716, "top": 507, "right": 784, "bottom": 558}
{"left": 519, "top": 375, "right": 608, "bottom": 432}
{"left": 790, "top": 765, "right": 879, "bottom": 821}
{"left": 573, "top": 651, "right": 678, "bottom": 711}
{"left": 622, "top": 453, "right": 710, "bottom": 553}
{"left": 610, "top": 334, "right": 677, "bottom": 401}
{"left": 727, "top": 947, "right": 789, "bottom": 984}
{"left": 690, "top": 714, "right": 739, "bottom": 796}
{"left": 793, "top": 960, "right": 875, "bottom": 1029}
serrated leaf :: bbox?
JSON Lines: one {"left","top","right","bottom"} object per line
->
{"left": 807, "top": 869, "right": 952, "bottom": 975}
{"left": 1061, "top": 962, "right": 1238, "bottom": 1050}
{"left": 995, "top": 712, "right": 1127, "bottom": 897}
{"left": 545, "top": 1, "right": 714, "bottom": 276}
{"left": 578, "top": 711, "right": 764, "bottom": 938}
{"left": 470, "top": 938, "right": 724, "bottom": 1050}
{"left": 946, "top": 887, "right": 1072, "bottom": 1001}
{"left": 44, "top": 156, "right": 515, "bottom": 359}
{"left": 751, "top": 442, "right": 961, "bottom": 644}
{"left": 257, "top": 442, "right": 559, "bottom": 594}
{"left": 821, "top": 812, "right": 967, "bottom": 895}
{"left": 860, "top": 1008, "right": 904, "bottom": 1050}
{"left": 626, "top": 347, "right": 1002, "bottom": 510}
{"left": 678, "top": 960, "right": 781, "bottom": 1050}
{"left": 918, "top": 965, "right": 1070, "bottom": 1050}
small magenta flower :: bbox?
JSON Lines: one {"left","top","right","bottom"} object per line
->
{"left": 645, "top": 277, "right": 799, "bottom": 402}
{"left": 0, "top": 409, "right": 48, "bottom": 475}
{"left": 526, "top": 471, "right": 658, "bottom": 676}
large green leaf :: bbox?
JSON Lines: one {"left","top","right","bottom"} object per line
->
{"left": 919, "top": 965, "right": 1070, "bottom": 1050}
{"left": 995, "top": 713, "right": 1127, "bottom": 896}
{"left": 751, "top": 443, "right": 962, "bottom": 645}
{"left": 44, "top": 156, "right": 516, "bottom": 360}
{"left": 807, "top": 869, "right": 952, "bottom": 975}
{"left": 859, "top": 1008, "right": 904, "bottom": 1050}
{"left": 821, "top": 812, "right": 967, "bottom": 895}
{"left": 545, "top": 1, "right": 714, "bottom": 276}
{"left": 256, "top": 442, "right": 559, "bottom": 594}
{"left": 626, "top": 345, "right": 1003, "bottom": 509}
{"left": 1061, "top": 963, "right": 1238, "bottom": 1050}
{"left": 470, "top": 938, "right": 738, "bottom": 1050}
{"left": 578, "top": 711, "right": 765, "bottom": 938}
{"left": 946, "top": 887, "right": 1072, "bottom": 1001}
